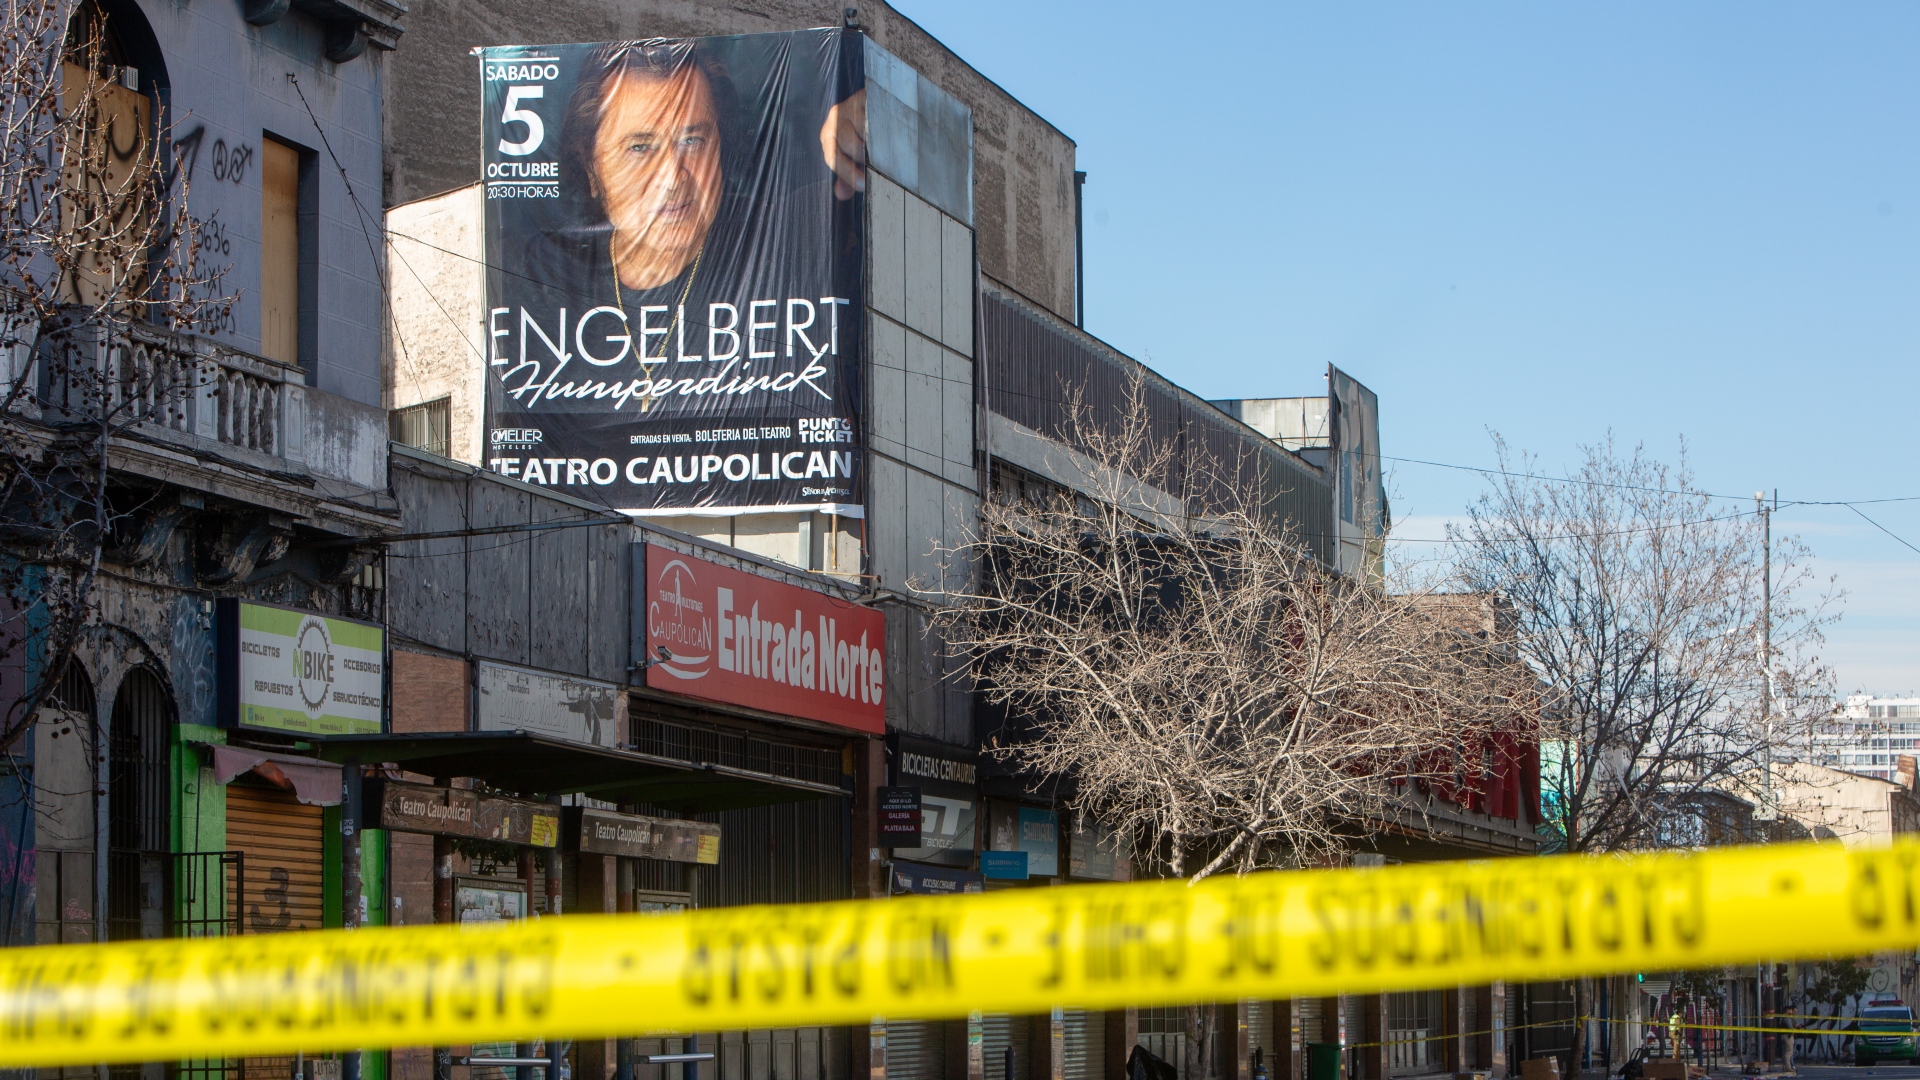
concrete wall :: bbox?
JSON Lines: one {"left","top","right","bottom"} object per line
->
{"left": 1775, "top": 761, "right": 1917, "bottom": 846}
{"left": 385, "top": 184, "right": 486, "bottom": 462}
{"left": 380, "top": 0, "right": 1077, "bottom": 321}
{"left": 124, "top": 0, "right": 388, "bottom": 407}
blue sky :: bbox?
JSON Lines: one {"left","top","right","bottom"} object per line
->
{"left": 893, "top": 1, "right": 1920, "bottom": 696}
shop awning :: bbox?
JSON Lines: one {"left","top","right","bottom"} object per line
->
{"left": 309, "top": 731, "right": 845, "bottom": 813}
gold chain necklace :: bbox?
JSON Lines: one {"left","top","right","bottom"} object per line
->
{"left": 612, "top": 236, "right": 705, "bottom": 413}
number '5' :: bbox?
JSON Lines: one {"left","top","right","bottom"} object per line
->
{"left": 500, "top": 85, "right": 545, "bottom": 156}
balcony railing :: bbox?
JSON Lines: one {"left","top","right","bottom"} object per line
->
{"left": 113, "top": 320, "right": 308, "bottom": 461}
{"left": 21, "top": 316, "right": 310, "bottom": 465}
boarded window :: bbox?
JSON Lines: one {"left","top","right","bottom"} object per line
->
{"left": 58, "top": 2, "right": 153, "bottom": 310}
{"left": 260, "top": 137, "right": 301, "bottom": 365}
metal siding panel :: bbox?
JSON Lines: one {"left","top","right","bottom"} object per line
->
{"left": 871, "top": 315, "right": 910, "bottom": 463}
{"left": 530, "top": 494, "right": 589, "bottom": 674}
{"left": 871, "top": 173, "right": 908, "bottom": 322}
{"left": 904, "top": 193, "right": 943, "bottom": 339}
{"left": 465, "top": 480, "right": 532, "bottom": 664}
{"left": 390, "top": 467, "right": 468, "bottom": 653}
{"left": 868, "top": 454, "right": 909, "bottom": 593}
{"left": 942, "top": 349, "right": 975, "bottom": 489}
{"left": 980, "top": 292, "right": 1334, "bottom": 568}
{"left": 587, "top": 521, "right": 628, "bottom": 682}
{"left": 941, "top": 214, "right": 974, "bottom": 357}
{"left": 906, "top": 466, "right": 946, "bottom": 595}
{"left": 906, "top": 333, "right": 945, "bottom": 468}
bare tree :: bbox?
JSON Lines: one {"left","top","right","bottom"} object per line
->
{"left": 1450, "top": 436, "right": 1837, "bottom": 1070}
{"left": 0, "top": 0, "right": 230, "bottom": 751}
{"left": 927, "top": 379, "right": 1536, "bottom": 1080}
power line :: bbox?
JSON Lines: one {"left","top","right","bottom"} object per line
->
{"left": 382, "top": 212, "right": 1920, "bottom": 541}
{"left": 1847, "top": 504, "right": 1920, "bottom": 558}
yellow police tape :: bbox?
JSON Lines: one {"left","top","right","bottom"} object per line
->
{"left": 5, "top": 838, "right": 1920, "bottom": 1067}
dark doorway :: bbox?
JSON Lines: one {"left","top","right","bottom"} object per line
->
{"left": 106, "top": 667, "right": 172, "bottom": 943}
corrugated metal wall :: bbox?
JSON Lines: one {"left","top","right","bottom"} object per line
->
{"left": 980, "top": 291, "right": 1335, "bottom": 567}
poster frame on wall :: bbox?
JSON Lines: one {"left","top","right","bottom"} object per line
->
{"left": 215, "top": 598, "right": 386, "bottom": 736}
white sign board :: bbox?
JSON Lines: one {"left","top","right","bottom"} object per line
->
{"left": 221, "top": 600, "right": 384, "bottom": 735}
{"left": 475, "top": 660, "right": 620, "bottom": 748}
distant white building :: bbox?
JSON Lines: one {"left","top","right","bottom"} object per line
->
{"left": 1807, "top": 695, "right": 1920, "bottom": 781}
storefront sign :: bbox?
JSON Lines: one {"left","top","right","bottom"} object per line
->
{"left": 980, "top": 851, "right": 1029, "bottom": 880}
{"left": 475, "top": 661, "right": 621, "bottom": 748}
{"left": 877, "top": 786, "right": 922, "bottom": 846}
{"left": 889, "top": 860, "right": 982, "bottom": 896}
{"left": 641, "top": 544, "right": 885, "bottom": 733}
{"left": 1018, "top": 807, "right": 1059, "bottom": 877}
{"left": 374, "top": 780, "right": 560, "bottom": 848}
{"left": 216, "top": 599, "right": 384, "bottom": 735}
{"left": 567, "top": 807, "right": 720, "bottom": 865}
{"left": 887, "top": 736, "right": 978, "bottom": 868}
{"left": 1069, "top": 811, "right": 1124, "bottom": 881}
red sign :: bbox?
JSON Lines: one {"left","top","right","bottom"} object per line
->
{"left": 644, "top": 544, "right": 885, "bottom": 734}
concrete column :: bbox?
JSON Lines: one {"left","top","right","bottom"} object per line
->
{"left": 1033, "top": 1011, "right": 1063, "bottom": 1080}
{"left": 946, "top": 1013, "right": 983, "bottom": 1080}
{"left": 1360, "top": 993, "right": 1385, "bottom": 1080}
{"left": 1225, "top": 1002, "right": 1249, "bottom": 1080}
{"left": 1444, "top": 987, "right": 1463, "bottom": 1075}
{"left": 851, "top": 737, "right": 886, "bottom": 899}
{"left": 1272, "top": 1000, "right": 1301, "bottom": 1080}
{"left": 1105, "top": 1009, "right": 1138, "bottom": 1080}
{"left": 576, "top": 856, "right": 619, "bottom": 1080}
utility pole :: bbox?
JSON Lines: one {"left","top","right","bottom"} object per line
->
{"left": 1755, "top": 491, "right": 1775, "bottom": 823}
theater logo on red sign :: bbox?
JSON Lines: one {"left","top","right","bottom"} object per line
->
{"left": 644, "top": 543, "right": 885, "bottom": 734}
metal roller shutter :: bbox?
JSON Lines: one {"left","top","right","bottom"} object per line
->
{"left": 1299, "top": 999, "right": 1325, "bottom": 1046}
{"left": 980, "top": 1014, "right": 1031, "bottom": 1080}
{"left": 1247, "top": 1002, "right": 1275, "bottom": 1066}
{"left": 886, "top": 1021, "right": 945, "bottom": 1080}
{"left": 1063, "top": 1011, "right": 1105, "bottom": 1080}
{"left": 226, "top": 782, "right": 325, "bottom": 933}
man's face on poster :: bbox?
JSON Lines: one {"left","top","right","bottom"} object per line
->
{"left": 591, "top": 66, "right": 723, "bottom": 279}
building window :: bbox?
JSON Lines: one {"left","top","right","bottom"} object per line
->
{"left": 260, "top": 135, "right": 315, "bottom": 369}
{"left": 390, "top": 397, "right": 451, "bottom": 458}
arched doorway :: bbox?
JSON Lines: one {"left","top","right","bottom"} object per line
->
{"left": 34, "top": 663, "right": 98, "bottom": 947}
{"left": 106, "top": 666, "right": 172, "bottom": 941}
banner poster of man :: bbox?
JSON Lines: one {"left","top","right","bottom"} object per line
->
{"left": 479, "top": 29, "right": 867, "bottom": 516}
{"left": 1328, "top": 363, "right": 1383, "bottom": 579}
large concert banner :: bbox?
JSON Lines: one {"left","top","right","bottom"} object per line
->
{"left": 479, "top": 30, "right": 866, "bottom": 516}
